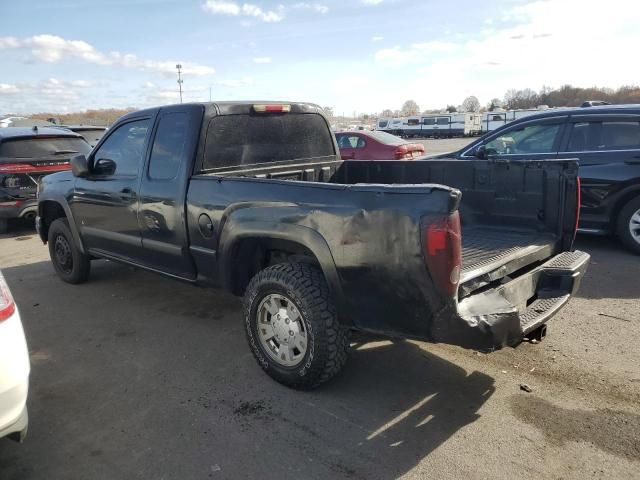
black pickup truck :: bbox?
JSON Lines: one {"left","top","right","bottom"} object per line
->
{"left": 36, "top": 102, "right": 589, "bottom": 388}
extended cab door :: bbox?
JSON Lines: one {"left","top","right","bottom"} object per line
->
{"left": 137, "top": 106, "right": 201, "bottom": 278}
{"left": 559, "top": 114, "right": 640, "bottom": 231}
{"left": 71, "top": 117, "right": 153, "bottom": 260}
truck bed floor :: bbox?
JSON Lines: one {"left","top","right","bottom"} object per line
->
{"left": 461, "top": 226, "right": 557, "bottom": 279}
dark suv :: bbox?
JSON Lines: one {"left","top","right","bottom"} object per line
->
{"left": 429, "top": 104, "right": 640, "bottom": 253}
{"left": 0, "top": 127, "right": 91, "bottom": 233}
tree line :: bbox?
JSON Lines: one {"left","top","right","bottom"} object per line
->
{"left": 376, "top": 84, "right": 640, "bottom": 118}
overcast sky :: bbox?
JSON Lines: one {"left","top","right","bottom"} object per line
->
{"left": 1, "top": 0, "right": 638, "bottom": 115}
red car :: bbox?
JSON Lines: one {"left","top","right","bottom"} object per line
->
{"left": 335, "top": 130, "right": 425, "bottom": 160}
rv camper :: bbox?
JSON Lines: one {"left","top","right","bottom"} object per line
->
{"left": 481, "top": 106, "right": 551, "bottom": 133}
{"left": 376, "top": 113, "right": 481, "bottom": 137}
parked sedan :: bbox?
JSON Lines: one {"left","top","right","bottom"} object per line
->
{"left": 0, "top": 270, "right": 30, "bottom": 442}
{"left": 335, "top": 130, "right": 425, "bottom": 160}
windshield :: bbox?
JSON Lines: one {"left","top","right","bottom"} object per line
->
{"left": 0, "top": 137, "right": 91, "bottom": 158}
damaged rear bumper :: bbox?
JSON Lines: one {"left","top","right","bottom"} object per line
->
{"left": 433, "top": 250, "right": 590, "bottom": 351}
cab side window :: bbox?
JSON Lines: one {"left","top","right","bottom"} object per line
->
{"left": 148, "top": 112, "right": 188, "bottom": 180}
{"left": 93, "top": 119, "right": 151, "bottom": 176}
{"left": 485, "top": 123, "right": 561, "bottom": 155}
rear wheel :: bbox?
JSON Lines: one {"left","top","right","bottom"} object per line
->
{"left": 616, "top": 196, "right": 640, "bottom": 254}
{"left": 47, "top": 218, "right": 91, "bottom": 283}
{"left": 243, "top": 263, "right": 350, "bottom": 389}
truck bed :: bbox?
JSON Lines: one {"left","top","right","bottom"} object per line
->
{"left": 460, "top": 226, "right": 557, "bottom": 285}
{"left": 202, "top": 156, "right": 576, "bottom": 297}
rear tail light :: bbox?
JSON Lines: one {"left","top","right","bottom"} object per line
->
{"left": 0, "top": 271, "right": 16, "bottom": 322}
{"left": 0, "top": 163, "right": 70, "bottom": 174}
{"left": 423, "top": 212, "right": 462, "bottom": 297}
{"left": 394, "top": 145, "right": 409, "bottom": 159}
{"left": 253, "top": 104, "right": 291, "bottom": 113}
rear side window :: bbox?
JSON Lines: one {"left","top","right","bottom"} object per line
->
{"left": 601, "top": 121, "right": 640, "bottom": 149}
{"left": 149, "top": 112, "right": 188, "bottom": 180}
{"left": 436, "top": 117, "right": 449, "bottom": 126}
{"left": 203, "top": 113, "right": 334, "bottom": 169}
{"left": 567, "top": 120, "right": 640, "bottom": 152}
{"left": 337, "top": 135, "right": 365, "bottom": 149}
{"left": 0, "top": 137, "right": 91, "bottom": 158}
{"left": 407, "top": 118, "right": 419, "bottom": 126}
{"left": 422, "top": 118, "right": 435, "bottom": 126}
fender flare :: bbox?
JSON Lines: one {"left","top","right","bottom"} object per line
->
{"left": 38, "top": 195, "right": 87, "bottom": 254}
{"left": 218, "top": 221, "right": 349, "bottom": 324}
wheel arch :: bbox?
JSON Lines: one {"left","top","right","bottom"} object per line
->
{"left": 219, "top": 222, "right": 348, "bottom": 324}
{"left": 611, "top": 183, "right": 640, "bottom": 227}
{"left": 38, "top": 198, "right": 86, "bottom": 253}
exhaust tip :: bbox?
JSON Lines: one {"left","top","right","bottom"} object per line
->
{"left": 528, "top": 324, "right": 548, "bottom": 343}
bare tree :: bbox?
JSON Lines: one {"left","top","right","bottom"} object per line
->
{"left": 323, "top": 106, "right": 334, "bottom": 119}
{"left": 381, "top": 109, "right": 394, "bottom": 117}
{"left": 446, "top": 105, "right": 457, "bottom": 113}
{"left": 504, "top": 88, "right": 538, "bottom": 109}
{"left": 488, "top": 98, "right": 503, "bottom": 111}
{"left": 401, "top": 100, "right": 420, "bottom": 116}
{"left": 461, "top": 96, "right": 481, "bottom": 112}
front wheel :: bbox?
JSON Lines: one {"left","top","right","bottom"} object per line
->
{"left": 616, "top": 196, "right": 640, "bottom": 254}
{"left": 243, "top": 263, "right": 350, "bottom": 389}
{"left": 47, "top": 218, "right": 91, "bottom": 283}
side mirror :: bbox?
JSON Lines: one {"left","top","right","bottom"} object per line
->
{"left": 475, "top": 145, "right": 487, "bottom": 159}
{"left": 93, "top": 158, "right": 117, "bottom": 176}
{"left": 70, "top": 154, "right": 89, "bottom": 177}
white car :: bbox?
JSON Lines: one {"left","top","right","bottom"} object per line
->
{"left": 0, "top": 270, "right": 29, "bottom": 442}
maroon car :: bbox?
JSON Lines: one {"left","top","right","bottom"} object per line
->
{"left": 335, "top": 130, "right": 425, "bottom": 160}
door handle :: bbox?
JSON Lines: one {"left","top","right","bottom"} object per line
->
{"left": 120, "top": 188, "right": 134, "bottom": 200}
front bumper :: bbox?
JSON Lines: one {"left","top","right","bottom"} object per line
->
{"left": 433, "top": 250, "right": 591, "bottom": 351}
{"left": 0, "top": 394, "right": 28, "bottom": 442}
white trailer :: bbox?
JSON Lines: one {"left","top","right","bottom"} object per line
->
{"left": 481, "top": 107, "right": 551, "bottom": 133}
{"left": 375, "top": 113, "right": 481, "bottom": 137}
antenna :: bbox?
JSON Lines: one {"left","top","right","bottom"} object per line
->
{"left": 176, "top": 64, "right": 183, "bottom": 104}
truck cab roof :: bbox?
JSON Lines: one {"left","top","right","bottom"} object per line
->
{"left": 117, "top": 101, "right": 325, "bottom": 123}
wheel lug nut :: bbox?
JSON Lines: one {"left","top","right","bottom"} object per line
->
{"left": 289, "top": 330, "right": 294, "bottom": 336}
{"left": 285, "top": 319, "right": 290, "bottom": 324}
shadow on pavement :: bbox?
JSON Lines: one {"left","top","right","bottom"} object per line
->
{"left": 0, "top": 218, "right": 36, "bottom": 239}
{"left": 0, "top": 259, "right": 495, "bottom": 479}
{"left": 574, "top": 234, "right": 640, "bottom": 300}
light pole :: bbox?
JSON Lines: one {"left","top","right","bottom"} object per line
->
{"left": 176, "top": 64, "right": 183, "bottom": 103}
